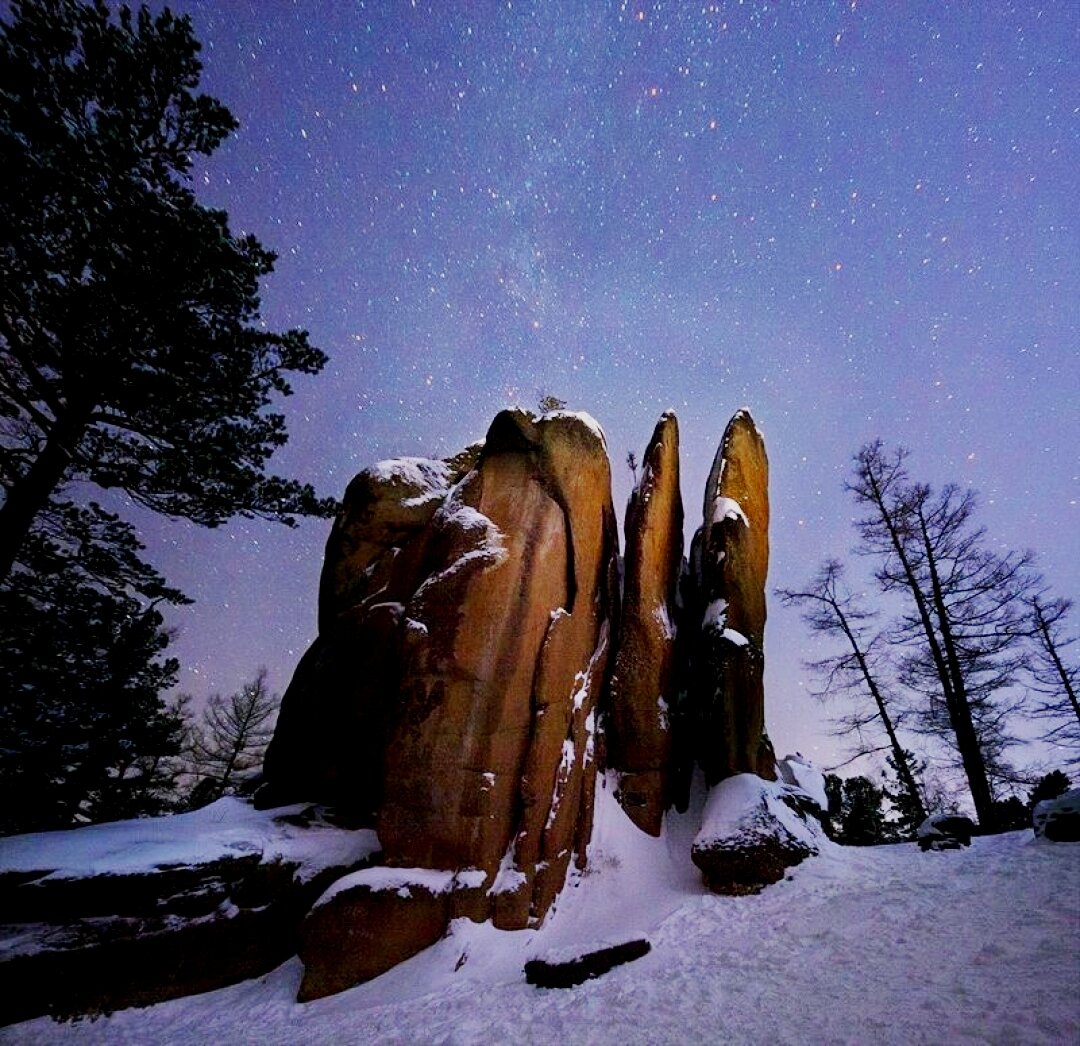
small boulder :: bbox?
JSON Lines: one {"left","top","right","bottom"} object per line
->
{"left": 297, "top": 867, "right": 487, "bottom": 1002}
{"left": 691, "top": 774, "right": 821, "bottom": 895}
{"left": 917, "top": 813, "right": 977, "bottom": 851}
{"left": 1033, "top": 788, "right": 1080, "bottom": 842}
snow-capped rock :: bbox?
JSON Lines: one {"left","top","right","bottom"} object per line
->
{"left": 1033, "top": 787, "right": 1080, "bottom": 842}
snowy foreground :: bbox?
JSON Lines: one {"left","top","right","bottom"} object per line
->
{"left": 4, "top": 776, "right": 1078, "bottom": 1046}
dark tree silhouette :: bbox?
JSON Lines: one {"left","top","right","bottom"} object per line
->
{"left": 778, "top": 559, "right": 927, "bottom": 828}
{"left": 186, "top": 669, "right": 279, "bottom": 808}
{"left": 0, "top": 501, "right": 187, "bottom": 834}
{"left": 1028, "top": 770, "right": 1070, "bottom": 808}
{"left": 847, "top": 442, "right": 1037, "bottom": 830}
{"left": 1025, "top": 596, "right": 1079, "bottom": 760}
{"left": 0, "top": 0, "right": 334, "bottom": 583}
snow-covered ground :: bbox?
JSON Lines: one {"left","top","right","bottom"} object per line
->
{"left": 4, "top": 775, "right": 1078, "bottom": 1045}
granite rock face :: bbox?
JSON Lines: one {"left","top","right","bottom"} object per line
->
{"left": 267, "top": 410, "right": 620, "bottom": 999}
{"left": 261, "top": 455, "right": 471, "bottom": 817}
{"left": 607, "top": 412, "right": 683, "bottom": 835}
{"left": 691, "top": 410, "right": 774, "bottom": 785}
{"left": 378, "top": 409, "right": 619, "bottom": 934}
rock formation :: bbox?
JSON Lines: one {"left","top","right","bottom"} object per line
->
{"left": 0, "top": 799, "right": 378, "bottom": 1026}
{"left": 607, "top": 411, "right": 683, "bottom": 835}
{"left": 375, "top": 409, "right": 619, "bottom": 934}
{"left": 691, "top": 410, "right": 774, "bottom": 785}
{"left": 264, "top": 409, "right": 620, "bottom": 999}
{"left": 261, "top": 403, "right": 789, "bottom": 996}
{"left": 0, "top": 402, "right": 835, "bottom": 1019}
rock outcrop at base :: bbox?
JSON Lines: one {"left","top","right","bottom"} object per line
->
{"left": 0, "top": 799, "right": 379, "bottom": 1026}
{"left": 524, "top": 938, "right": 652, "bottom": 988}
{"left": 1033, "top": 788, "right": 1080, "bottom": 842}
{"left": 297, "top": 867, "right": 486, "bottom": 1002}
{"left": 691, "top": 410, "right": 774, "bottom": 785}
{"left": 608, "top": 412, "right": 683, "bottom": 835}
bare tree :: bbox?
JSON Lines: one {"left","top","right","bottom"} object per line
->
{"left": 187, "top": 669, "right": 279, "bottom": 807}
{"left": 847, "top": 442, "right": 1037, "bottom": 829}
{"left": 778, "top": 559, "right": 927, "bottom": 826}
{"left": 1026, "top": 595, "right": 1080, "bottom": 761}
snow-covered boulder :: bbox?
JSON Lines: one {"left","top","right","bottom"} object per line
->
{"left": 917, "top": 813, "right": 976, "bottom": 851}
{"left": 690, "top": 774, "right": 824, "bottom": 894}
{"left": 297, "top": 867, "right": 487, "bottom": 1001}
{"left": 1033, "top": 787, "right": 1080, "bottom": 842}
{"left": 775, "top": 753, "right": 828, "bottom": 812}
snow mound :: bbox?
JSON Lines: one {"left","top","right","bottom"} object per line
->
{"left": 367, "top": 456, "right": 451, "bottom": 500}
{"left": 315, "top": 866, "right": 486, "bottom": 909}
{"left": 544, "top": 409, "right": 607, "bottom": 449}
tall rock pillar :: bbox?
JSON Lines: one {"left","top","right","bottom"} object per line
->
{"left": 608, "top": 411, "right": 683, "bottom": 835}
{"left": 693, "top": 409, "right": 774, "bottom": 784}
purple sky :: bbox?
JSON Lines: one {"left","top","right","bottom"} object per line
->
{"left": 136, "top": 1, "right": 1078, "bottom": 779}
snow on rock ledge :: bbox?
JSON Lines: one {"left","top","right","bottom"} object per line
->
{"left": 691, "top": 774, "right": 826, "bottom": 895}
{"left": 0, "top": 799, "right": 381, "bottom": 1025}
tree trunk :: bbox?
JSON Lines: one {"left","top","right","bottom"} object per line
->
{"left": 861, "top": 465, "right": 985, "bottom": 825}
{"left": 837, "top": 611, "right": 927, "bottom": 825}
{"left": 0, "top": 404, "right": 91, "bottom": 583}
{"left": 918, "top": 507, "right": 997, "bottom": 830}
{"left": 1035, "top": 601, "right": 1080, "bottom": 724}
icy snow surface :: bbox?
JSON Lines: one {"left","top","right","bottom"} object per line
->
{"left": 6, "top": 779, "right": 1078, "bottom": 1045}
{"left": 709, "top": 495, "right": 749, "bottom": 528}
{"left": 651, "top": 602, "right": 676, "bottom": 640}
{"left": 0, "top": 797, "right": 379, "bottom": 884}
{"left": 314, "top": 867, "right": 485, "bottom": 909}
{"left": 702, "top": 598, "right": 727, "bottom": 631}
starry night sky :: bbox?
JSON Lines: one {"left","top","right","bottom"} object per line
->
{"left": 137, "top": 1, "right": 1078, "bottom": 773}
